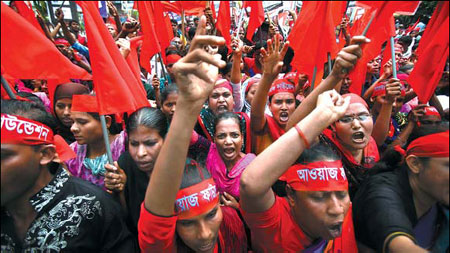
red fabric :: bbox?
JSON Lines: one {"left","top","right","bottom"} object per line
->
{"left": 408, "top": 3, "right": 449, "bottom": 103}
{"left": 348, "top": 1, "right": 420, "bottom": 95}
{"left": 405, "top": 18, "right": 420, "bottom": 35}
{"left": 282, "top": 160, "right": 348, "bottom": 191}
{"left": 288, "top": 2, "right": 344, "bottom": 85}
{"left": 323, "top": 128, "right": 380, "bottom": 169}
{"left": 161, "top": 1, "right": 207, "bottom": 16}
{"left": 71, "top": 94, "right": 99, "bottom": 113}
{"left": 423, "top": 106, "right": 441, "bottom": 118}
{"left": 243, "top": 1, "right": 264, "bottom": 42}
{"left": 1, "top": 113, "right": 75, "bottom": 161}
{"left": 216, "top": 1, "right": 231, "bottom": 48}
{"left": 245, "top": 76, "right": 260, "bottom": 94}
{"left": 371, "top": 81, "right": 405, "bottom": 98}
{"left": 407, "top": 131, "right": 449, "bottom": 158}
{"left": 126, "top": 36, "right": 144, "bottom": 82}
{"left": 379, "top": 16, "right": 397, "bottom": 77}
{"left": 268, "top": 78, "right": 295, "bottom": 97}
{"left": 151, "top": 1, "right": 174, "bottom": 61}
{"left": 1, "top": 2, "right": 91, "bottom": 81}
{"left": 137, "top": 1, "right": 161, "bottom": 74}
{"left": 342, "top": 93, "right": 369, "bottom": 109}
{"left": 265, "top": 115, "right": 286, "bottom": 141}
{"left": 166, "top": 54, "right": 181, "bottom": 65}
{"left": 210, "top": 1, "right": 216, "bottom": 19}
{"left": 54, "top": 38, "right": 70, "bottom": 47}
{"left": 241, "top": 196, "right": 357, "bottom": 252}
{"left": 14, "top": 1, "right": 45, "bottom": 35}
{"left": 75, "top": 1, "right": 149, "bottom": 115}
{"left": 175, "top": 178, "right": 219, "bottom": 220}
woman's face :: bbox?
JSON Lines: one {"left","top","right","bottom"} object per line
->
{"left": 54, "top": 98, "right": 74, "bottom": 127}
{"left": 245, "top": 84, "right": 258, "bottom": 105}
{"left": 214, "top": 118, "right": 242, "bottom": 164}
{"left": 415, "top": 156, "right": 449, "bottom": 206}
{"left": 208, "top": 87, "right": 234, "bottom": 115}
{"left": 334, "top": 103, "right": 373, "bottom": 152}
{"left": 289, "top": 189, "right": 350, "bottom": 240}
{"left": 269, "top": 92, "right": 296, "bottom": 128}
{"left": 70, "top": 112, "right": 103, "bottom": 145}
{"left": 161, "top": 93, "right": 178, "bottom": 122}
{"left": 176, "top": 204, "right": 223, "bottom": 253}
{"left": 128, "top": 126, "right": 164, "bottom": 175}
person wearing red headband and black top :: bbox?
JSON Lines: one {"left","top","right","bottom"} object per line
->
{"left": 240, "top": 90, "right": 357, "bottom": 252}
{"left": 353, "top": 124, "right": 449, "bottom": 252}
{"left": 138, "top": 16, "right": 247, "bottom": 252}
{"left": 1, "top": 99, "right": 135, "bottom": 252}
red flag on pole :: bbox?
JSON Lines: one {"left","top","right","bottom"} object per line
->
{"left": 408, "top": 6, "right": 449, "bottom": 104}
{"left": 126, "top": 36, "right": 144, "bottom": 82}
{"left": 216, "top": 1, "right": 231, "bottom": 47}
{"left": 1, "top": 2, "right": 91, "bottom": 81}
{"left": 151, "top": 1, "right": 174, "bottom": 63}
{"left": 161, "top": 1, "right": 207, "bottom": 16}
{"left": 244, "top": 1, "right": 264, "bottom": 42}
{"left": 416, "top": 1, "right": 449, "bottom": 57}
{"left": 14, "top": 1, "right": 45, "bottom": 35}
{"left": 379, "top": 16, "right": 397, "bottom": 77}
{"left": 75, "top": 1, "right": 149, "bottom": 115}
{"left": 137, "top": 1, "right": 161, "bottom": 73}
{"left": 288, "top": 1, "right": 344, "bottom": 85}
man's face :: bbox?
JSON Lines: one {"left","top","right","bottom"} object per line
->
{"left": 366, "top": 57, "right": 380, "bottom": 74}
{"left": 56, "top": 44, "right": 73, "bottom": 59}
{"left": 70, "top": 21, "right": 80, "bottom": 33}
{"left": 1, "top": 144, "right": 41, "bottom": 206}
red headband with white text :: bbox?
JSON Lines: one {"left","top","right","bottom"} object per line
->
{"left": 175, "top": 178, "right": 219, "bottom": 220}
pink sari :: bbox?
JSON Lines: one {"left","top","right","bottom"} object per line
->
{"left": 206, "top": 143, "right": 256, "bottom": 199}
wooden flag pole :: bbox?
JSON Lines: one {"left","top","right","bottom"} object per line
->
{"left": 311, "top": 66, "right": 318, "bottom": 90}
{"left": 1, "top": 76, "right": 16, "bottom": 99}
{"left": 100, "top": 115, "right": 114, "bottom": 164}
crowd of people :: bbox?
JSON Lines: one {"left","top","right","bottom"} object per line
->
{"left": 1, "top": 1, "right": 449, "bottom": 252}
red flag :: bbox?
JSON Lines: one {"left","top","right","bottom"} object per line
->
{"left": 379, "top": 16, "right": 397, "bottom": 77}
{"left": 416, "top": 2, "right": 449, "bottom": 57}
{"left": 14, "top": 1, "right": 45, "bottom": 35}
{"left": 216, "top": 1, "right": 231, "bottom": 47}
{"left": 405, "top": 18, "right": 420, "bottom": 35}
{"left": 348, "top": 1, "right": 420, "bottom": 95}
{"left": 151, "top": 1, "right": 174, "bottom": 60}
{"left": 210, "top": 1, "right": 217, "bottom": 20}
{"left": 126, "top": 36, "right": 144, "bottom": 82}
{"left": 137, "top": 1, "right": 161, "bottom": 73}
{"left": 75, "top": 1, "right": 149, "bottom": 115}
{"left": 243, "top": 1, "right": 264, "bottom": 42}
{"left": 408, "top": 11, "right": 449, "bottom": 103}
{"left": 161, "top": 1, "right": 206, "bottom": 16}
{"left": 1, "top": 3, "right": 91, "bottom": 81}
{"left": 288, "top": 1, "right": 344, "bottom": 85}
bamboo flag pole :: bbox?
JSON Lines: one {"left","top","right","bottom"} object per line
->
{"left": 100, "top": 115, "right": 114, "bottom": 164}
{"left": 310, "top": 66, "right": 318, "bottom": 90}
{"left": 1, "top": 76, "right": 16, "bottom": 99}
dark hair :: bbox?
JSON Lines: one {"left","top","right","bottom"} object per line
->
{"left": 16, "top": 92, "right": 45, "bottom": 107}
{"left": 399, "top": 64, "right": 414, "bottom": 73}
{"left": 179, "top": 158, "right": 212, "bottom": 189}
{"left": 160, "top": 84, "right": 179, "bottom": 105}
{"left": 86, "top": 112, "right": 122, "bottom": 135}
{"left": 126, "top": 107, "right": 168, "bottom": 140}
{"left": 188, "top": 27, "right": 196, "bottom": 40}
{"left": 371, "top": 122, "right": 449, "bottom": 174}
{"left": 69, "top": 20, "right": 80, "bottom": 26}
{"left": 214, "top": 112, "right": 241, "bottom": 136}
{"left": 219, "top": 62, "right": 233, "bottom": 77}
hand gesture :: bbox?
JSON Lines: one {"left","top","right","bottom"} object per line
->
{"left": 107, "top": 1, "right": 119, "bottom": 17}
{"left": 220, "top": 192, "right": 240, "bottom": 209}
{"left": 122, "top": 19, "right": 140, "bottom": 34}
{"left": 116, "top": 38, "right": 130, "bottom": 58}
{"left": 331, "top": 36, "right": 370, "bottom": 79}
{"left": 152, "top": 74, "right": 160, "bottom": 91}
{"left": 231, "top": 35, "right": 243, "bottom": 56}
{"left": 55, "top": 8, "right": 64, "bottom": 22}
{"left": 384, "top": 78, "right": 402, "bottom": 104}
{"left": 316, "top": 90, "right": 351, "bottom": 124}
{"left": 104, "top": 162, "right": 127, "bottom": 194}
{"left": 261, "top": 33, "right": 289, "bottom": 78}
{"left": 172, "top": 16, "right": 226, "bottom": 106}
{"left": 408, "top": 104, "right": 427, "bottom": 123}
{"left": 382, "top": 59, "right": 393, "bottom": 78}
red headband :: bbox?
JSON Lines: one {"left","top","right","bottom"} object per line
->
{"left": 342, "top": 93, "right": 369, "bottom": 109}
{"left": 281, "top": 160, "right": 348, "bottom": 192}
{"left": 284, "top": 72, "right": 297, "bottom": 84}
{"left": 245, "top": 78, "right": 260, "bottom": 94}
{"left": 406, "top": 131, "right": 449, "bottom": 158}
{"left": 268, "top": 78, "right": 295, "bottom": 97}
{"left": 372, "top": 81, "right": 406, "bottom": 98}
{"left": 1, "top": 114, "right": 76, "bottom": 161}
{"left": 214, "top": 79, "right": 233, "bottom": 93}
{"left": 54, "top": 38, "right": 70, "bottom": 47}
{"left": 166, "top": 54, "right": 181, "bottom": 65}
{"left": 424, "top": 106, "right": 441, "bottom": 118}
{"left": 175, "top": 178, "right": 219, "bottom": 220}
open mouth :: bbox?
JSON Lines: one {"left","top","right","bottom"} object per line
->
{"left": 327, "top": 223, "right": 343, "bottom": 238}
{"left": 279, "top": 112, "right": 289, "bottom": 122}
{"left": 351, "top": 131, "right": 366, "bottom": 144}
{"left": 223, "top": 148, "right": 236, "bottom": 158}
{"left": 198, "top": 241, "right": 215, "bottom": 252}
{"left": 217, "top": 105, "right": 228, "bottom": 113}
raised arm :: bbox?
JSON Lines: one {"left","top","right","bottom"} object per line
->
{"left": 241, "top": 90, "right": 350, "bottom": 213}
{"left": 55, "top": 8, "right": 77, "bottom": 46}
{"left": 230, "top": 37, "right": 244, "bottom": 112}
{"left": 143, "top": 16, "right": 226, "bottom": 216}
{"left": 286, "top": 36, "right": 369, "bottom": 130}
{"left": 363, "top": 60, "right": 393, "bottom": 100}
{"left": 250, "top": 33, "right": 289, "bottom": 132}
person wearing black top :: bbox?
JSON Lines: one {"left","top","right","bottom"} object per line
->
{"left": 1, "top": 99, "right": 135, "bottom": 252}
{"left": 353, "top": 123, "right": 449, "bottom": 252}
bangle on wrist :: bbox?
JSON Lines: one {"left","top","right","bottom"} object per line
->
{"left": 294, "top": 124, "right": 310, "bottom": 149}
